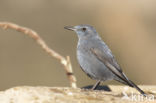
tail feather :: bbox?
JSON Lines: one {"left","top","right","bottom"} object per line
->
{"left": 128, "top": 80, "right": 146, "bottom": 96}
{"left": 115, "top": 78, "right": 146, "bottom": 96}
{"left": 114, "top": 72, "right": 146, "bottom": 96}
{"left": 122, "top": 73, "right": 146, "bottom": 96}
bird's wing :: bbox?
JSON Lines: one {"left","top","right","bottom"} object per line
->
{"left": 90, "top": 47, "right": 146, "bottom": 96}
{"left": 90, "top": 47, "right": 129, "bottom": 82}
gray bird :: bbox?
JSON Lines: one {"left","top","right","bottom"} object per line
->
{"left": 64, "top": 24, "right": 146, "bottom": 96}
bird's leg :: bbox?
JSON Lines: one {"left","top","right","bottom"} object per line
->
{"left": 91, "top": 80, "right": 101, "bottom": 90}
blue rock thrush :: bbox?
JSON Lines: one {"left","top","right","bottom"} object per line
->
{"left": 64, "top": 24, "right": 146, "bottom": 96}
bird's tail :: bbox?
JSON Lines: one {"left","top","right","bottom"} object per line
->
{"left": 115, "top": 77, "right": 146, "bottom": 96}
{"left": 115, "top": 73, "right": 146, "bottom": 97}
{"left": 127, "top": 80, "right": 146, "bottom": 96}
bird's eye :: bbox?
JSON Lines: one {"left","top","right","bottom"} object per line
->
{"left": 82, "top": 28, "right": 86, "bottom": 31}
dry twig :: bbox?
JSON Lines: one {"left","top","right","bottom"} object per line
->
{"left": 0, "top": 22, "right": 77, "bottom": 88}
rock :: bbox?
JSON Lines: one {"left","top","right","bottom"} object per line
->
{"left": 0, "top": 86, "right": 155, "bottom": 103}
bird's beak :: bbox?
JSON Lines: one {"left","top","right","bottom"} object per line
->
{"left": 64, "top": 26, "right": 76, "bottom": 31}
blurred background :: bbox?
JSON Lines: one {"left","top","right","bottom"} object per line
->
{"left": 0, "top": 0, "right": 156, "bottom": 90}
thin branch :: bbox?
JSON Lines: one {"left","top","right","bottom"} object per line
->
{"left": 0, "top": 22, "right": 77, "bottom": 88}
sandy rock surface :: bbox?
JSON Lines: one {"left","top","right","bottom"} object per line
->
{"left": 0, "top": 85, "right": 155, "bottom": 103}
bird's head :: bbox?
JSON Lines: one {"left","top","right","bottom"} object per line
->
{"left": 64, "top": 24, "right": 98, "bottom": 39}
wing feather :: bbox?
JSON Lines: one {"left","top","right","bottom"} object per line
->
{"left": 90, "top": 48, "right": 129, "bottom": 82}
